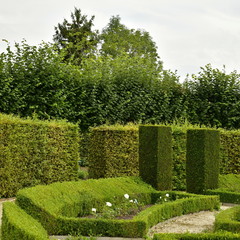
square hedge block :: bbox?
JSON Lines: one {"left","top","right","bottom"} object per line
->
{"left": 186, "top": 129, "right": 220, "bottom": 194}
{"left": 139, "top": 125, "right": 173, "bottom": 190}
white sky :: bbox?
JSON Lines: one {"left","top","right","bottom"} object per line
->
{"left": 1, "top": 0, "right": 240, "bottom": 80}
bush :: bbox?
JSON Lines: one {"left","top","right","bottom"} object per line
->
{"left": 1, "top": 202, "right": 49, "bottom": 240}
{"left": 15, "top": 177, "right": 219, "bottom": 238}
{"left": 215, "top": 205, "right": 240, "bottom": 233}
{"left": 88, "top": 125, "right": 139, "bottom": 178}
{"left": 139, "top": 125, "right": 173, "bottom": 190}
{"left": 0, "top": 113, "right": 79, "bottom": 197}
{"left": 153, "top": 232, "right": 240, "bottom": 240}
{"left": 186, "top": 129, "right": 220, "bottom": 194}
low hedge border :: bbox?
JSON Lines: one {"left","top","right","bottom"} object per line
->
{"left": 1, "top": 201, "right": 50, "bottom": 240}
{"left": 153, "top": 232, "right": 240, "bottom": 240}
{"left": 14, "top": 177, "right": 220, "bottom": 238}
{"left": 215, "top": 205, "right": 240, "bottom": 233}
{"left": 205, "top": 189, "right": 240, "bottom": 204}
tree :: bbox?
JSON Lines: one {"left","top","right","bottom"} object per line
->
{"left": 185, "top": 64, "right": 240, "bottom": 128}
{"left": 53, "top": 7, "right": 99, "bottom": 65}
{"left": 100, "top": 16, "right": 162, "bottom": 69}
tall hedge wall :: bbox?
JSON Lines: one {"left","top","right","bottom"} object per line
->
{"left": 88, "top": 124, "right": 240, "bottom": 191}
{"left": 0, "top": 113, "right": 79, "bottom": 197}
{"left": 88, "top": 125, "right": 139, "bottom": 178}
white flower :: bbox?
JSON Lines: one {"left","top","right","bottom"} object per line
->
{"left": 106, "top": 202, "right": 112, "bottom": 207}
{"left": 129, "top": 199, "right": 134, "bottom": 203}
{"left": 92, "top": 208, "right": 97, "bottom": 213}
{"left": 159, "top": 196, "right": 162, "bottom": 199}
{"left": 166, "top": 193, "right": 170, "bottom": 197}
{"left": 164, "top": 198, "right": 167, "bottom": 201}
{"left": 134, "top": 199, "right": 138, "bottom": 204}
{"left": 124, "top": 194, "right": 130, "bottom": 199}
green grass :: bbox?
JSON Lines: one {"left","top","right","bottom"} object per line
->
{"left": 219, "top": 174, "right": 240, "bottom": 192}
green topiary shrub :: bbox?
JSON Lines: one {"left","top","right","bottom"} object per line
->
{"left": 139, "top": 125, "right": 173, "bottom": 190}
{"left": 88, "top": 125, "right": 139, "bottom": 179}
{"left": 0, "top": 113, "right": 79, "bottom": 197}
{"left": 186, "top": 129, "right": 220, "bottom": 194}
{"left": 1, "top": 201, "right": 49, "bottom": 240}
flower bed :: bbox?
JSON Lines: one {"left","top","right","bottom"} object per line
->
{"left": 12, "top": 177, "right": 219, "bottom": 238}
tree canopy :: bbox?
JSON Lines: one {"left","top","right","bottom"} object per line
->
{"left": 53, "top": 7, "right": 99, "bottom": 65}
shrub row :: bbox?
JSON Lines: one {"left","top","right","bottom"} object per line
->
{"left": 14, "top": 177, "right": 219, "bottom": 238}
{"left": 88, "top": 124, "right": 240, "bottom": 190}
{"left": 0, "top": 113, "right": 80, "bottom": 197}
{"left": 215, "top": 205, "right": 240, "bottom": 233}
{"left": 1, "top": 201, "right": 49, "bottom": 240}
{"left": 153, "top": 232, "right": 240, "bottom": 240}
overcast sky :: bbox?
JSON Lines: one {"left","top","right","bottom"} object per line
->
{"left": 1, "top": 0, "right": 240, "bottom": 80}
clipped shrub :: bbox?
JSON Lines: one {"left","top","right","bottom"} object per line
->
{"left": 88, "top": 125, "right": 139, "bottom": 178}
{"left": 186, "top": 129, "right": 220, "bottom": 194}
{"left": 0, "top": 113, "right": 79, "bottom": 197}
{"left": 1, "top": 201, "right": 49, "bottom": 240}
{"left": 139, "top": 125, "right": 173, "bottom": 190}
{"left": 215, "top": 205, "right": 240, "bottom": 233}
{"left": 220, "top": 131, "right": 240, "bottom": 174}
{"left": 153, "top": 232, "right": 240, "bottom": 240}
{"left": 15, "top": 177, "right": 219, "bottom": 238}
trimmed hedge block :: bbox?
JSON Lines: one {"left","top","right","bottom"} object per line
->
{"left": 1, "top": 202, "right": 49, "bottom": 240}
{"left": 139, "top": 125, "right": 173, "bottom": 190}
{"left": 0, "top": 113, "right": 79, "bottom": 197}
{"left": 186, "top": 129, "right": 220, "bottom": 194}
{"left": 88, "top": 125, "right": 139, "bottom": 178}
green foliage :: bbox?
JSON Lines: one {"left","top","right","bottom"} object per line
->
{"left": 1, "top": 202, "right": 49, "bottom": 240}
{"left": 88, "top": 125, "right": 139, "bottom": 178}
{"left": 139, "top": 125, "right": 173, "bottom": 190}
{"left": 215, "top": 205, "right": 240, "bottom": 233}
{"left": 0, "top": 113, "right": 79, "bottom": 197}
{"left": 15, "top": 177, "right": 219, "bottom": 238}
{"left": 186, "top": 129, "right": 220, "bottom": 194}
{"left": 100, "top": 16, "right": 161, "bottom": 65}
{"left": 153, "top": 232, "right": 240, "bottom": 240}
{"left": 53, "top": 7, "right": 98, "bottom": 65}
{"left": 0, "top": 40, "right": 82, "bottom": 121}
{"left": 206, "top": 174, "right": 240, "bottom": 204}
{"left": 185, "top": 64, "right": 240, "bottom": 129}
{"left": 220, "top": 131, "right": 240, "bottom": 174}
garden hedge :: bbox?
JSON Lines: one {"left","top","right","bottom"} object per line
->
{"left": 15, "top": 177, "right": 219, "bottom": 238}
{"left": 87, "top": 124, "right": 240, "bottom": 191}
{"left": 215, "top": 205, "right": 240, "bottom": 233}
{"left": 186, "top": 129, "right": 220, "bottom": 194}
{"left": 153, "top": 232, "right": 240, "bottom": 240}
{"left": 205, "top": 174, "right": 240, "bottom": 204}
{"left": 88, "top": 125, "right": 139, "bottom": 178}
{"left": 139, "top": 125, "right": 172, "bottom": 190}
{"left": 0, "top": 113, "right": 79, "bottom": 197}
{"left": 1, "top": 201, "right": 50, "bottom": 240}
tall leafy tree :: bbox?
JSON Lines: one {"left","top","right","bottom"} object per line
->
{"left": 53, "top": 7, "right": 99, "bottom": 65}
{"left": 100, "top": 16, "right": 162, "bottom": 69}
